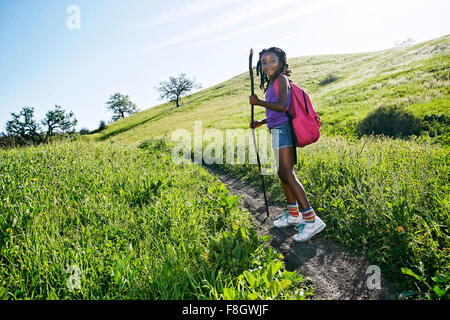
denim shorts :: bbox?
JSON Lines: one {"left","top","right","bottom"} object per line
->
{"left": 269, "top": 121, "right": 293, "bottom": 150}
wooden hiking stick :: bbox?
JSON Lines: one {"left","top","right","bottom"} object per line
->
{"left": 249, "top": 48, "right": 270, "bottom": 218}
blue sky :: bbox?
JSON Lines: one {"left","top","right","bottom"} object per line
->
{"left": 0, "top": 0, "right": 449, "bottom": 132}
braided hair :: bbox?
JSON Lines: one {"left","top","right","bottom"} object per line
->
{"left": 256, "top": 47, "right": 292, "bottom": 93}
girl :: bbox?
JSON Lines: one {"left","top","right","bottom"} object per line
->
{"left": 249, "top": 47, "right": 325, "bottom": 242}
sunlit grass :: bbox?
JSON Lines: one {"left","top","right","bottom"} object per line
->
{"left": 206, "top": 133, "right": 449, "bottom": 299}
{"left": 0, "top": 139, "right": 312, "bottom": 299}
{"left": 88, "top": 35, "right": 449, "bottom": 148}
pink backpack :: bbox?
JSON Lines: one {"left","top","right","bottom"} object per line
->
{"left": 274, "top": 74, "right": 321, "bottom": 156}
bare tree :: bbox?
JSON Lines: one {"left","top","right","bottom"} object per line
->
{"left": 394, "top": 37, "right": 416, "bottom": 47}
{"left": 5, "top": 105, "right": 78, "bottom": 145}
{"left": 41, "top": 105, "right": 78, "bottom": 143}
{"left": 106, "top": 93, "right": 139, "bottom": 121}
{"left": 6, "top": 107, "right": 43, "bottom": 144}
{"left": 156, "top": 73, "right": 202, "bottom": 108}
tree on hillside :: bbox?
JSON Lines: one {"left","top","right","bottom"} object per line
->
{"left": 98, "top": 120, "right": 107, "bottom": 131}
{"left": 79, "top": 128, "right": 90, "bottom": 135}
{"left": 156, "top": 73, "right": 202, "bottom": 108}
{"left": 41, "top": 105, "right": 78, "bottom": 143}
{"left": 5, "top": 105, "right": 78, "bottom": 146}
{"left": 394, "top": 37, "right": 416, "bottom": 47}
{"left": 106, "top": 93, "right": 139, "bottom": 121}
{"left": 6, "top": 106, "right": 43, "bottom": 144}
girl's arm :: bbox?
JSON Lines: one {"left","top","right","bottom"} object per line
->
{"left": 249, "top": 75, "right": 289, "bottom": 112}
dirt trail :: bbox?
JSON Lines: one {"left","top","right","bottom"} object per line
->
{"left": 202, "top": 164, "right": 399, "bottom": 300}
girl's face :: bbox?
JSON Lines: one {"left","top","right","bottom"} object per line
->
{"left": 261, "top": 52, "right": 280, "bottom": 79}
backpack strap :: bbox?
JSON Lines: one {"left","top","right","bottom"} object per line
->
{"left": 302, "top": 90, "right": 309, "bottom": 116}
{"left": 273, "top": 75, "right": 298, "bottom": 164}
{"left": 285, "top": 111, "right": 298, "bottom": 165}
{"left": 273, "top": 75, "right": 289, "bottom": 113}
{"left": 274, "top": 75, "right": 310, "bottom": 116}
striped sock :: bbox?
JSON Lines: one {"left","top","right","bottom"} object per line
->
{"left": 287, "top": 202, "right": 299, "bottom": 217}
{"left": 301, "top": 206, "right": 315, "bottom": 223}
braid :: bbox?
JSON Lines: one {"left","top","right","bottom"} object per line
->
{"left": 256, "top": 47, "right": 292, "bottom": 93}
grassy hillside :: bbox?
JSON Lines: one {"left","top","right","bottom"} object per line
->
{"left": 204, "top": 133, "right": 449, "bottom": 299}
{"left": 82, "top": 35, "right": 450, "bottom": 299}
{"left": 86, "top": 34, "right": 449, "bottom": 148}
{"left": 2, "top": 35, "right": 448, "bottom": 300}
{"left": 0, "top": 139, "right": 312, "bottom": 299}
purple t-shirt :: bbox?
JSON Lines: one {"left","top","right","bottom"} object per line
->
{"left": 265, "top": 81, "right": 291, "bottom": 128}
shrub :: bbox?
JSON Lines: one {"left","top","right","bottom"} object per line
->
{"left": 137, "top": 135, "right": 173, "bottom": 153}
{"left": 422, "top": 114, "right": 450, "bottom": 145}
{"left": 79, "top": 128, "right": 90, "bottom": 135}
{"left": 319, "top": 73, "right": 339, "bottom": 86}
{"left": 357, "top": 105, "right": 423, "bottom": 138}
{"left": 98, "top": 120, "right": 107, "bottom": 131}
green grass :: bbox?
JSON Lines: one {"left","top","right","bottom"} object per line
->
{"left": 204, "top": 133, "right": 449, "bottom": 299}
{"left": 79, "top": 34, "right": 450, "bottom": 299}
{"left": 85, "top": 34, "right": 450, "bottom": 148}
{"left": 316, "top": 53, "right": 450, "bottom": 139}
{"left": 0, "top": 138, "right": 313, "bottom": 299}
{"left": 2, "top": 35, "right": 449, "bottom": 300}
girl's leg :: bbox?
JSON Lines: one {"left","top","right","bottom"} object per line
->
{"left": 276, "top": 147, "right": 311, "bottom": 211}
{"left": 272, "top": 146, "right": 303, "bottom": 228}
{"left": 275, "top": 147, "right": 326, "bottom": 241}
{"left": 273, "top": 147, "right": 296, "bottom": 204}
{"left": 281, "top": 180, "right": 296, "bottom": 204}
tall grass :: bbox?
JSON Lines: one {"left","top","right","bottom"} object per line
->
{"left": 204, "top": 132, "right": 449, "bottom": 299}
{"left": 3, "top": 35, "right": 449, "bottom": 300}
{"left": 86, "top": 35, "right": 449, "bottom": 148}
{"left": 0, "top": 138, "right": 312, "bottom": 299}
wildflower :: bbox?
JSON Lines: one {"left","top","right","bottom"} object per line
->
{"left": 6, "top": 228, "right": 12, "bottom": 234}
{"left": 397, "top": 226, "right": 405, "bottom": 233}
{"left": 31, "top": 178, "right": 37, "bottom": 182}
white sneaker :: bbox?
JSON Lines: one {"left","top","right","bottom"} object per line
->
{"left": 293, "top": 216, "right": 326, "bottom": 242}
{"left": 273, "top": 210, "right": 303, "bottom": 228}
